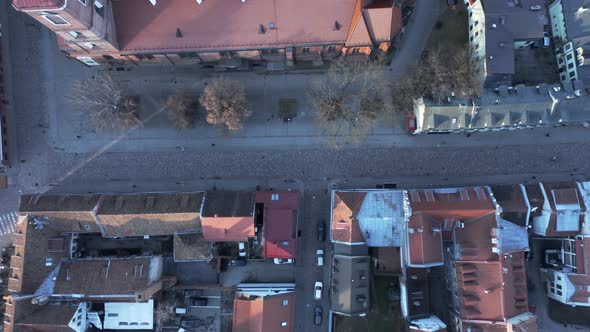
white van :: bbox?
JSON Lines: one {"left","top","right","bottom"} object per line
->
{"left": 543, "top": 32, "right": 551, "bottom": 48}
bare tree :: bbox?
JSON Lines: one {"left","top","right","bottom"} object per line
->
{"left": 309, "top": 59, "right": 388, "bottom": 148}
{"left": 199, "top": 77, "right": 251, "bottom": 132}
{"left": 67, "top": 74, "right": 142, "bottom": 130}
{"left": 392, "top": 45, "right": 482, "bottom": 114}
{"left": 164, "top": 90, "right": 197, "bottom": 129}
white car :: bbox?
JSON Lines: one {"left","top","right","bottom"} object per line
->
{"left": 316, "top": 249, "right": 324, "bottom": 267}
{"left": 238, "top": 242, "right": 247, "bottom": 257}
{"left": 274, "top": 258, "right": 295, "bottom": 264}
{"left": 314, "top": 281, "right": 323, "bottom": 300}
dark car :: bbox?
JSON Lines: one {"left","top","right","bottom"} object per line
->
{"left": 189, "top": 297, "right": 208, "bottom": 306}
{"left": 402, "top": 7, "right": 413, "bottom": 24}
{"left": 317, "top": 221, "right": 326, "bottom": 242}
{"left": 314, "top": 306, "right": 323, "bottom": 325}
{"left": 180, "top": 320, "right": 199, "bottom": 328}
{"left": 228, "top": 258, "right": 247, "bottom": 266}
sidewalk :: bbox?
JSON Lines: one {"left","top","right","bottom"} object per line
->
{"left": 45, "top": 0, "right": 444, "bottom": 154}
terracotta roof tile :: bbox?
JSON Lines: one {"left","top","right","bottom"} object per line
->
{"left": 256, "top": 192, "right": 300, "bottom": 259}
{"left": 363, "top": 2, "right": 403, "bottom": 42}
{"left": 232, "top": 292, "right": 295, "bottom": 332}
{"left": 113, "top": 0, "right": 356, "bottom": 53}
{"left": 346, "top": 10, "right": 372, "bottom": 46}
{"left": 331, "top": 191, "right": 366, "bottom": 243}
{"left": 455, "top": 252, "right": 528, "bottom": 322}
{"left": 201, "top": 217, "right": 254, "bottom": 242}
{"left": 407, "top": 213, "right": 443, "bottom": 266}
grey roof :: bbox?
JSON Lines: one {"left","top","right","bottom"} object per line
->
{"left": 554, "top": 0, "right": 590, "bottom": 83}
{"left": 331, "top": 253, "right": 371, "bottom": 315}
{"left": 356, "top": 191, "right": 405, "bottom": 247}
{"left": 477, "top": 0, "right": 546, "bottom": 74}
{"left": 416, "top": 84, "right": 565, "bottom": 132}
{"left": 560, "top": 0, "right": 590, "bottom": 41}
{"left": 497, "top": 218, "right": 529, "bottom": 253}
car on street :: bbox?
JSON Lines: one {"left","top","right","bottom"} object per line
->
{"left": 228, "top": 258, "right": 247, "bottom": 266}
{"left": 402, "top": 7, "right": 413, "bottom": 24}
{"left": 180, "top": 320, "right": 200, "bottom": 328}
{"left": 317, "top": 221, "right": 326, "bottom": 242}
{"left": 316, "top": 249, "right": 324, "bottom": 267}
{"left": 314, "top": 281, "right": 323, "bottom": 300}
{"left": 274, "top": 258, "right": 295, "bottom": 264}
{"left": 314, "top": 306, "right": 323, "bottom": 325}
{"left": 238, "top": 242, "right": 247, "bottom": 257}
{"left": 189, "top": 297, "right": 208, "bottom": 306}
{"left": 543, "top": 32, "right": 551, "bottom": 48}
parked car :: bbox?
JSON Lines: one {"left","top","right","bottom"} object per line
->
{"left": 274, "top": 258, "right": 295, "bottom": 264}
{"left": 316, "top": 249, "right": 324, "bottom": 267}
{"left": 314, "top": 281, "right": 323, "bottom": 300}
{"left": 314, "top": 306, "right": 323, "bottom": 325}
{"left": 402, "top": 7, "right": 413, "bottom": 24}
{"left": 180, "top": 320, "right": 199, "bottom": 328}
{"left": 543, "top": 32, "right": 551, "bottom": 48}
{"left": 317, "top": 221, "right": 326, "bottom": 242}
{"left": 189, "top": 297, "right": 208, "bottom": 306}
{"left": 228, "top": 258, "right": 247, "bottom": 266}
{"left": 174, "top": 307, "right": 187, "bottom": 315}
{"left": 238, "top": 242, "right": 247, "bottom": 257}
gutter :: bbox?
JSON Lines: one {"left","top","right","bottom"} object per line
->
{"left": 13, "top": 0, "right": 68, "bottom": 12}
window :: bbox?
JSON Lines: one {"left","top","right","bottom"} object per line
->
{"left": 470, "top": 36, "right": 473, "bottom": 42}
{"left": 179, "top": 52, "right": 199, "bottom": 59}
{"left": 327, "top": 46, "right": 336, "bottom": 53}
{"left": 107, "top": 313, "right": 119, "bottom": 317}
{"left": 271, "top": 194, "right": 280, "bottom": 201}
{"left": 41, "top": 12, "right": 69, "bottom": 25}
{"left": 475, "top": 31, "right": 479, "bottom": 37}
{"left": 77, "top": 322, "right": 81, "bottom": 326}
{"left": 119, "top": 322, "right": 129, "bottom": 326}
{"left": 282, "top": 299, "right": 289, "bottom": 306}
{"left": 561, "top": 74, "right": 566, "bottom": 81}
{"left": 567, "top": 53, "right": 573, "bottom": 60}
{"left": 77, "top": 57, "right": 100, "bottom": 66}
{"left": 302, "top": 47, "right": 310, "bottom": 54}
{"left": 568, "top": 63, "right": 574, "bottom": 69}
{"left": 78, "top": 0, "right": 87, "bottom": 5}
{"left": 68, "top": 31, "right": 84, "bottom": 39}
{"left": 557, "top": 290, "right": 563, "bottom": 296}
{"left": 45, "top": 257, "right": 53, "bottom": 267}
{"left": 94, "top": 1, "right": 105, "bottom": 16}
{"left": 351, "top": 48, "right": 360, "bottom": 54}
{"left": 281, "top": 322, "right": 288, "bottom": 327}
{"left": 569, "top": 72, "right": 576, "bottom": 79}
{"left": 83, "top": 42, "right": 97, "bottom": 50}
{"left": 469, "top": 12, "right": 473, "bottom": 17}
{"left": 469, "top": 25, "right": 473, "bottom": 31}
{"left": 475, "top": 20, "right": 479, "bottom": 26}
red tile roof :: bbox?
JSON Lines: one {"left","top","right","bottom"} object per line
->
{"left": 363, "top": 1, "right": 403, "bottom": 43}
{"left": 233, "top": 292, "right": 295, "bottom": 332}
{"left": 12, "top": 0, "right": 64, "bottom": 10}
{"left": 453, "top": 212, "right": 499, "bottom": 262}
{"left": 408, "top": 188, "right": 496, "bottom": 220}
{"left": 256, "top": 191, "right": 300, "bottom": 259}
{"left": 332, "top": 191, "right": 366, "bottom": 243}
{"left": 201, "top": 217, "right": 254, "bottom": 242}
{"left": 567, "top": 274, "right": 590, "bottom": 304}
{"left": 112, "top": 0, "right": 357, "bottom": 53}
{"left": 575, "top": 236, "right": 590, "bottom": 275}
{"left": 456, "top": 252, "right": 528, "bottom": 322}
{"left": 407, "top": 213, "right": 443, "bottom": 266}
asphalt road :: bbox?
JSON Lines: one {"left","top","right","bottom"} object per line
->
{"left": 3, "top": 1, "right": 590, "bottom": 332}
